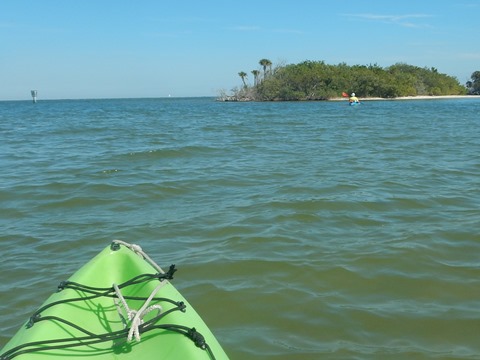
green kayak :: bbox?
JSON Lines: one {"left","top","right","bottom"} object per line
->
{"left": 0, "top": 241, "right": 229, "bottom": 359}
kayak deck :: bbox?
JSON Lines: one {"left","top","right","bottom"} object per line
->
{"left": 0, "top": 241, "right": 228, "bottom": 359}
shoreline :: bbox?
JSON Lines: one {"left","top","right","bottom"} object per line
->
{"left": 329, "top": 95, "right": 480, "bottom": 101}
{"left": 217, "top": 94, "right": 480, "bottom": 102}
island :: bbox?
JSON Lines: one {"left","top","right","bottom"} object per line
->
{"left": 219, "top": 59, "right": 479, "bottom": 102}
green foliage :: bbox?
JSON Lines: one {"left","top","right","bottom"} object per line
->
{"left": 466, "top": 71, "right": 480, "bottom": 94}
{"left": 238, "top": 71, "right": 248, "bottom": 88}
{"left": 235, "top": 60, "right": 467, "bottom": 101}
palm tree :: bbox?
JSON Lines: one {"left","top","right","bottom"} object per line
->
{"left": 259, "top": 58, "right": 272, "bottom": 80}
{"left": 251, "top": 70, "right": 260, "bottom": 86}
{"left": 238, "top": 71, "right": 248, "bottom": 87}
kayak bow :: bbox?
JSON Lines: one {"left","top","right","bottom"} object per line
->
{"left": 0, "top": 241, "right": 229, "bottom": 360}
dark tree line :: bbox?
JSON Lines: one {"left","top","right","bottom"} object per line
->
{"left": 466, "top": 71, "right": 480, "bottom": 95}
{"left": 229, "top": 59, "right": 471, "bottom": 101}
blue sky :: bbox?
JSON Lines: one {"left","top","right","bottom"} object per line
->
{"left": 1, "top": 0, "right": 479, "bottom": 100}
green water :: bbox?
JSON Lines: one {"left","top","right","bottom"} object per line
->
{"left": 1, "top": 97, "right": 479, "bottom": 359}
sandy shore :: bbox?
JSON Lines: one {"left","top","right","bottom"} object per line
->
{"left": 329, "top": 95, "right": 480, "bottom": 101}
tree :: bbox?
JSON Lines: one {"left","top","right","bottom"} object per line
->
{"left": 251, "top": 70, "right": 260, "bottom": 86}
{"left": 259, "top": 58, "right": 272, "bottom": 80}
{"left": 238, "top": 71, "right": 248, "bottom": 87}
{"left": 228, "top": 59, "right": 466, "bottom": 101}
{"left": 466, "top": 71, "right": 480, "bottom": 94}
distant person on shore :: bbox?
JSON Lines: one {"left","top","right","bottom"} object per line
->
{"left": 349, "top": 92, "right": 360, "bottom": 104}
